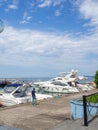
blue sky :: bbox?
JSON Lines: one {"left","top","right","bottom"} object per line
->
{"left": 0, "top": 0, "right": 98, "bottom": 78}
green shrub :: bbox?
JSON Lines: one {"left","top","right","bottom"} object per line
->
{"left": 94, "top": 70, "right": 98, "bottom": 89}
{"left": 87, "top": 94, "right": 98, "bottom": 103}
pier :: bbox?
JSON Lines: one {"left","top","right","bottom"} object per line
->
{"left": 0, "top": 89, "right": 98, "bottom": 130}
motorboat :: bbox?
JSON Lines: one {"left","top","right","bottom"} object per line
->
{"left": 39, "top": 83, "right": 79, "bottom": 93}
{"left": 33, "top": 70, "right": 94, "bottom": 93}
{"left": 0, "top": 83, "right": 53, "bottom": 106}
{"left": 0, "top": 83, "right": 31, "bottom": 106}
{"left": 0, "top": 80, "right": 11, "bottom": 88}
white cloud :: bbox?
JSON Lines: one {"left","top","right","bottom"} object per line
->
{"left": 38, "top": 0, "right": 66, "bottom": 8}
{"left": 0, "top": 25, "right": 98, "bottom": 75}
{"left": 1, "top": 0, "right": 19, "bottom": 11}
{"left": 8, "top": 4, "right": 17, "bottom": 9}
{"left": 8, "top": 0, "right": 18, "bottom": 9}
{"left": 55, "top": 10, "right": 61, "bottom": 16}
{"left": 38, "top": 0, "right": 52, "bottom": 8}
{"left": 53, "top": 0, "right": 66, "bottom": 6}
{"left": 20, "top": 12, "right": 32, "bottom": 24}
{"left": 75, "top": 0, "right": 98, "bottom": 27}
{"left": 1, "top": 0, "right": 98, "bottom": 76}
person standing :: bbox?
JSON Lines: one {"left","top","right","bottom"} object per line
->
{"left": 31, "top": 88, "right": 36, "bottom": 105}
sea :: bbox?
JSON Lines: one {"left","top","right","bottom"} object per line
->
{"left": 10, "top": 75, "right": 94, "bottom": 83}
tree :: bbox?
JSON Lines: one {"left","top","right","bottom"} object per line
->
{"left": 94, "top": 70, "right": 98, "bottom": 88}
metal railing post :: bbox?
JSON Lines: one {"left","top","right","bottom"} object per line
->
{"left": 83, "top": 95, "right": 88, "bottom": 126}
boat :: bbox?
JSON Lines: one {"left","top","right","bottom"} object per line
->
{"left": 0, "top": 80, "right": 11, "bottom": 88}
{"left": 0, "top": 83, "right": 53, "bottom": 106}
{"left": 0, "top": 83, "right": 31, "bottom": 106}
{"left": 33, "top": 70, "right": 94, "bottom": 93}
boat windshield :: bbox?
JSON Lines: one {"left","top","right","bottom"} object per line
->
{"left": 2, "top": 84, "right": 22, "bottom": 93}
{"left": 51, "top": 81, "right": 66, "bottom": 86}
{"left": 3, "top": 86, "right": 16, "bottom": 93}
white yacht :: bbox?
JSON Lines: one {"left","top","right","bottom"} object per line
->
{"left": 0, "top": 83, "right": 31, "bottom": 106}
{"left": 33, "top": 70, "right": 94, "bottom": 93}
{"left": 0, "top": 83, "right": 53, "bottom": 106}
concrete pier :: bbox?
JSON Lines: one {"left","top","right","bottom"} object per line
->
{"left": 0, "top": 89, "right": 97, "bottom": 130}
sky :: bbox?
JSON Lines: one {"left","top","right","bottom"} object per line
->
{"left": 0, "top": 0, "right": 98, "bottom": 78}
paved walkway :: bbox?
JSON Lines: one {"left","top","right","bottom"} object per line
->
{"left": 49, "top": 117, "right": 98, "bottom": 130}
{"left": 0, "top": 89, "right": 98, "bottom": 130}
{"left": 0, "top": 126, "right": 22, "bottom": 130}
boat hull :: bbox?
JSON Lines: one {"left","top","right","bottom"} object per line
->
{"left": 41, "top": 86, "right": 79, "bottom": 94}
{"left": 0, "top": 94, "right": 31, "bottom": 106}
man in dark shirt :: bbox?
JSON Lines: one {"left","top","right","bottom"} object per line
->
{"left": 31, "top": 88, "right": 36, "bottom": 105}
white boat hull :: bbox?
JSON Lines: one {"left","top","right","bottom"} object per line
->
{"left": 41, "top": 85, "right": 79, "bottom": 93}
{"left": 0, "top": 95, "right": 31, "bottom": 106}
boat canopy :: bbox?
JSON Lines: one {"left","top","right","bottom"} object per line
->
{"left": 6, "top": 84, "right": 23, "bottom": 88}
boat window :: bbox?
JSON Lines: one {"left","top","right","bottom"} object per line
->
{"left": 13, "top": 91, "right": 26, "bottom": 97}
{"left": 13, "top": 85, "right": 27, "bottom": 97}
{"left": 13, "top": 87, "right": 26, "bottom": 97}
{"left": 3, "top": 86, "right": 16, "bottom": 93}
{"left": 51, "top": 81, "right": 66, "bottom": 86}
{"left": 62, "top": 88, "right": 67, "bottom": 90}
{"left": 1, "top": 84, "right": 23, "bottom": 93}
{"left": 57, "top": 78, "right": 62, "bottom": 80}
{"left": 68, "top": 82, "right": 71, "bottom": 86}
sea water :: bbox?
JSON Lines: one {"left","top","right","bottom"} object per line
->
{"left": 15, "top": 76, "right": 94, "bottom": 84}
{"left": 79, "top": 75, "right": 94, "bottom": 83}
